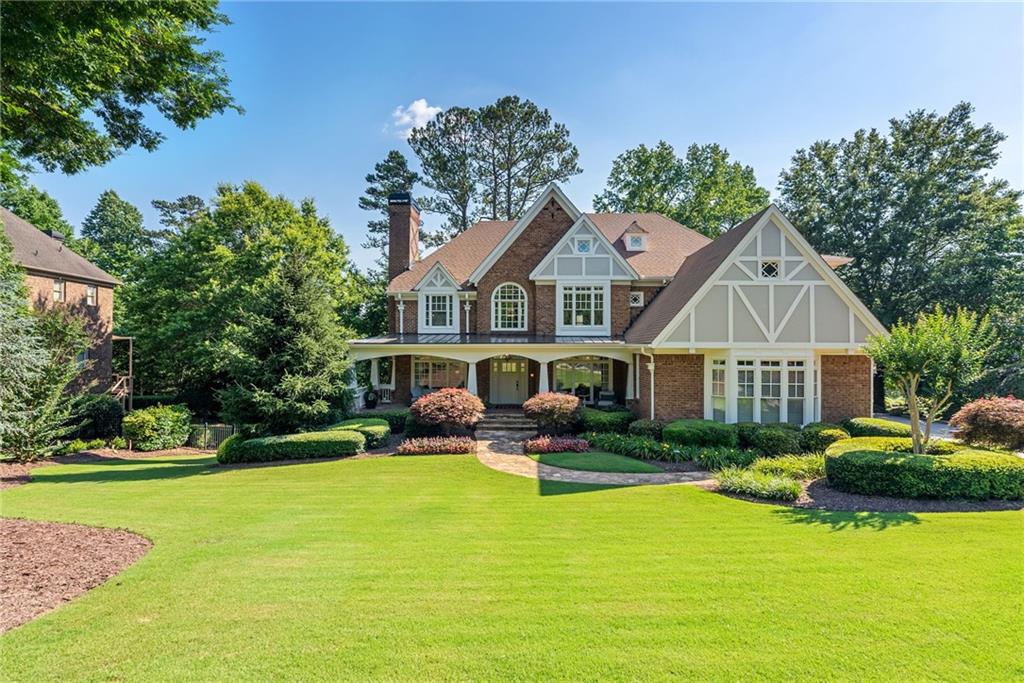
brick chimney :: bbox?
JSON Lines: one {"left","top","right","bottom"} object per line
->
{"left": 387, "top": 192, "right": 420, "bottom": 281}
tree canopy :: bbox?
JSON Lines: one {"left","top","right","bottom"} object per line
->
{"left": 80, "top": 190, "right": 154, "bottom": 280}
{"left": 593, "top": 141, "right": 770, "bottom": 238}
{"left": 0, "top": 1, "right": 240, "bottom": 176}
{"left": 0, "top": 177, "right": 74, "bottom": 237}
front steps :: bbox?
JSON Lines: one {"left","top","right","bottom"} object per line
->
{"left": 477, "top": 411, "right": 537, "bottom": 433}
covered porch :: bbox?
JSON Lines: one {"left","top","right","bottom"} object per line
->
{"left": 349, "top": 334, "right": 638, "bottom": 409}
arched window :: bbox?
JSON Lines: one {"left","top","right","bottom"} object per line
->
{"left": 491, "top": 283, "right": 527, "bottom": 331}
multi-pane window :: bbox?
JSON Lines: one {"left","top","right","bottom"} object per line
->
{"left": 412, "top": 357, "right": 466, "bottom": 396}
{"left": 52, "top": 279, "right": 65, "bottom": 303}
{"left": 711, "top": 359, "right": 727, "bottom": 422}
{"left": 737, "top": 360, "right": 755, "bottom": 422}
{"left": 787, "top": 361, "right": 806, "bottom": 425}
{"left": 555, "top": 356, "right": 611, "bottom": 405}
{"left": 424, "top": 294, "right": 453, "bottom": 329}
{"left": 760, "top": 361, "right": 782, "bottom": 423}
{"left": 86, "top": 284, "right": 97, "bottom": 307}
{"left": 491, "top": 283, "right": 526, "bottom": 330}
{"left": 561, "top": 286, "right": 605, "bottom": 327}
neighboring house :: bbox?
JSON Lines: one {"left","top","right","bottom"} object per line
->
{"left": 2, "top": 207, "right": 128, "bottom": 396}
{"left": 350, "top": 184, "right": 885, "bottom": 424}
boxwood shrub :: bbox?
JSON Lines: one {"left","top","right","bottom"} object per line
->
{"left": 800, "top": 422, "right": 850, "bottom": 453}
{"left": 664, "top": 419, "right": 738, "bottom": 447}
{"left": 749, "top": 426, "right": 802, "bottom": 456}
{"left": 326, "top": 418, "right": 390, "bottom": 448}
{"left": 358, "top": 409, "right": 409, "bottom": 434}
{"left": 825, "top": 436, "right": 962, "bottom": 457}
{"left": 579, "top": 407, "right": 633, "bottom": 433}
{"left": 122, "top": 404, "right": 192, "bottom": 451}
{"left": 842, "top": 417, "right": 912, "bottom": 438}
{"left": 217, "top": 430, "right": 365, "bottom": 464}
{"left": 825, "top": 449, "right": 1024, "bottom": 500}
{"left": 716, "top": 466, "right": 803, "bottom": 501}
{"left": 627, "top": 419, "right": 664, "bottom": 440}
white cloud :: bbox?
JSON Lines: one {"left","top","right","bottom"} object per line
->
{"left": 391, "top": 98, "right": 441, "bottom": 138}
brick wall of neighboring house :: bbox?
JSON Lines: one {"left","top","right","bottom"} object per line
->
{"left": 535, "top": 284, "right": 556, "bottom": 335}
{"left": 475, "top": 199, "right": 575, "bottom": 335}
{"left": 635, "top": 354, "right": 704, "bottom": 421}
{"left": 387, "top": 298, "right": 418, "bottom": 335}
{"left": 820, "top": 354, "right": 872, "bottom": 422}
{"left": 25, "top": 273, "right": 114, "bottom": 391}
{"left": 392, "top": 355, "right": 412, "bottom": 405}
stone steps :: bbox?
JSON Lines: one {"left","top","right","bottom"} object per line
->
{"left": 477, "top": 412, "right": 537, "bottom": 433}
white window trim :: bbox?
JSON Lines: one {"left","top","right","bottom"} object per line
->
{"left": 86, "top": 284, "right": 98, "bottom": 307}
{"left": 556, "top": 281, "right": 610, "bottom": 336}
{"left": 52, "top": 279, "right": 65, "bottom": 303}
{"left": 629, "top": 291, "right": 644, "bottom": 307}
{"left": 411, "top": 356, "right": 468, "bottom": 393}
{"left": 490, "top": 282, "right": 528, "bottom": 332}
{"left": 703, "top": 351, "right": 816, "bottom": 426}
{"left": 626, "top": 234, "right": 647, "bottom": 251}
{"left": 418, "top": 292, "right": 458, "bottom": 333}
{"left": 759, "top": 258, "right": 781, "bottom": 279}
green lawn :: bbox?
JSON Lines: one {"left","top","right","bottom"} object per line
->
{"left": 528, "top": 450, "right": 663, "bottom": 473}
{"left": 2, "top": 454, "right": 1022, "bottom": 681}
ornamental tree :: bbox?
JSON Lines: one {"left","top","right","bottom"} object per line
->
{"left": 866, "top": 307, "right": 995, "bottom": 454}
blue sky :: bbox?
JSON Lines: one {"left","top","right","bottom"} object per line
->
{"left": 30, "top": 2, "right": 1024, "bottom": 270}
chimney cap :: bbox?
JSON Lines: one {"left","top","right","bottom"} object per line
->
{"left": 47, "top": 229, "right": 66, "bottom": 243}
{"left": 387, "top": 192, "right": 419, "bottom": 211}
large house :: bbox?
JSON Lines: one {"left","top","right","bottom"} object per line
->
{"left": 2, "top": 207, "right": 129, "bottom": 397}
{"left": 350, "top": 184, "right": 885, "bottom": 424}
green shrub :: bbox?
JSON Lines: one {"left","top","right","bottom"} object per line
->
{"left": 800, "top": 423, "right": 850, "bottom": 453}
{"left": 627, "top": 419, "right": 664, "bottom": 439}
{"left": 217, "top": 434, "right": 245, "bottom": 462}
{"left": 326, "top": 418, "right": 390, "bottom": 449}
{"left": 404, "top": 413, "right": 442, "bottom": 438}
{"left": 109, "top": 436, "right": 127, "bottom": 450}
{"left": 751, "top": 454, "right": 826, "bottom": 480}
{"left": 217, "top": 430, "right": 365, "bottom": 464}
{"left": 579, "top": 407, "right": 633, "bottom": 433}
{"left": 358, "top": 409, "right": 409, "bottom": 434}
{"left": 664, "top": 419, "right": 738, "bottom": 447}
{"left": 825, "top": 449, "right": 1024, "bottom": 500}
{"left": 74, "top": 394, "right": 124, "bottom": 439}
{"left": 749, "top": 426, "right": 802, "bottom": 456}
{"left": 582, "top": 432, "right": 685, "bottom": 461}
{"left": 131, "top": 394, "right": 177, "bottom": 411}
{"left": 842, "top": 417, "right": 912, "bottom": 438}
{"left": 58, "top": 438, "right": 87, "bottom": 455}
{"left": 825, "top": 436, "right": 962, "bottom": 457}
{"left": 523, "top": 393, "right": 581, "bottom": 433}
{"left": 736, "top": 422, "right": 761, "bottom": 449}
{"left": 122, "top": 404, "right": 192, "bottom": 451}
{"left": 682, "top": 446, "right": 759, "bottom": 471}
{"left": 715, "top": 467, "right": 803, "bottom": 501}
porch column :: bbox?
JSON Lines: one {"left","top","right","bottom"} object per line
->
{"left": 538, "top": 361, "right": 549, "bottom": 393}
{"left": 467, "top": 361, "right": 478, "bottom": 396}
{"left": 646, "top": 360, "right": 656, "bottom": 419}
{"left": 370, "top": 358, "right": 380, "bottom": 389}
{"left": 625, "top": 355, "right": 635, "bottom": 401}
{"left": 389, "top": 356, "right": 396, "bottom": 387}
{"left": 349, "top": 368, "right": 364, "bottom": 410}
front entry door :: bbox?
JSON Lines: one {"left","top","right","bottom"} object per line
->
{"left": 490, "top": 358, "right": 528, "bottom": 405}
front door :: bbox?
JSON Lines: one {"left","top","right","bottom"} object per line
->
{"left": 490, "top": 358, "right": 528, "bottom": 405}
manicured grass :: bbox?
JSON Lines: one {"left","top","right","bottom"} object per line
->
{"left": 2, "top": 454, "right": 1021, "bottom": 680}
{"left": 528, "top": 450, "right": 663, "bottom": 473}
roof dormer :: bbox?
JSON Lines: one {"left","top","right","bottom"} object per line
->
{"left": 623, "top": 221, "right": 648, "bottom": 252}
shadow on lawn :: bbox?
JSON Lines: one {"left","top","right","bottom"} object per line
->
{"left": 772, "top": 507, "right": 920, "bottom": 531}
{"left": 28, "top": 457, "right": 218, "bottom": 485}
{"left": 537, "top": 479, "right": 631, "bottom": 497}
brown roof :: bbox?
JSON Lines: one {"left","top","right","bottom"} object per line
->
{"left": 387, "top": 212, "right": 710, "bottom": 292}
{"left": 625, "top": 206, "right": 770, "bottom": 344}
{"left": 1, "top": 207, "right": 120, "bottom": 286}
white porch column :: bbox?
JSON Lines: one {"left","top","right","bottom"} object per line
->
{"left": 538, "top": 361, "right": 549, "bottom": 393}
{"left": 625, "top": 355, "right": 635, "bottom": 401}
{"left": 467, "top": 361, "right": 478, "bottom": 396}
{"left": 370, "top": 358, "right": 380, "bottom": 389}
{"left": 646, "top": 360, "right": 656, "bottom": 419}
{"left": 397, "top": 301, "right": 405, "bottom": 335}
{"left": 389, "top": 356, "right": 396, "bottom": 387}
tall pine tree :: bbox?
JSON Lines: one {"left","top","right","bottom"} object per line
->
{"left": 358, "top": 150, "right": 420, "bottom": 270}
{"left": 80, "top": 189, "right": 153, "bottom": 279}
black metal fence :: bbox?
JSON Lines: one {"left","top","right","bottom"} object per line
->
{"left": 187, "top": 423, "right": 236, "bottom": 449}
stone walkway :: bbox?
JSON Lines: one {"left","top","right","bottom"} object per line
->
{"left": 475, "top": 429, "right": 713, "bottom": 486}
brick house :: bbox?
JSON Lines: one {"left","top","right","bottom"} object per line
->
{"left": 2, "top": 207, "right": 126, "bottom": 395}
{"left": 350, "top": 184, "right": 884, "bottom": 424}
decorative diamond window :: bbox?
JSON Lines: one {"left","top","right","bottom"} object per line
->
{"left": 629, "top": 291, "right": 644, "bottom": 307}
{"left": 575, "top": 238, "right": 592, "bottom": 254}
{"left": 759, "top": 259, "right": 780, "bottom": 279}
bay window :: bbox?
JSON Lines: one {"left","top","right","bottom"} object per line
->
{"left": 711, "top": 359, "right": 726, "bottom": 422}
{"left": 759, "top": 361, "right": 781, "bottom": 423}
{"left": 787, "top": 361, "right": 806, "bottom": 425}
{"left": 709, "top": 357, "right": 812, "bottom": 425}
{"left": 736, "top": 360, "right": 755, "bottom": 422}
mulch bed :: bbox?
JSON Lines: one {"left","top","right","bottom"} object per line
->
{"left": 700, "top": 478, "right": 1024, "bottom": 513}
{"left": 0, "top": 518, "right": 152, "bottom": 633}
{"left": 1, "top": 448, "right": 214, "bottom": 491}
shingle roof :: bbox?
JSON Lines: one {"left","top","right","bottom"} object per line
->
{"left": 624, "top": 206, "right": 770, "bottom": 344}
{"left": 387, "top": 212, "right": 710, "bottom": 292}
{"left": 1, "top": 207, "right": 120, "bottom": 286}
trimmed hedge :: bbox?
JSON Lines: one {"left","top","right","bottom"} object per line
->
{"left": 664, "top": 419, "right": 738, "bottom": 448}
{"left": 749, "top": 426, "right": 802, "bottom": 456}
{"left": 579, "top": 407, "right": 633, "bottom": 433}
{"left": 627, "top": 419, "right": 664, "bottom": 440}
{"left": 358, "top": 409, "right": 409, "bottom": 434}
{"left": 122, "top": 404, "right": 191, "bottom": 451}
{"left": 217, "top": 430, "right": 365, "bottom": 464}
{"left": 74, "top": 394, "right": 124, "bottom": 439}
{"left": 327, "top": 418, "right": 390, "bottom": 448}
{"left": 751, "top": 454, "right": 826, "bottom": 480}
{"left": 716, "top": 467, "right": 802, "bottom": 501}
{"left": 216, "top": 434, "right": 246, "bottom": 462}
{"left": 800, "top": 423, "right": 850, "bottom": 453}
{"left": 396, "top": 436, "right": 475, "bottom": 455}
{"left": 825, "top": 436, "right": 962, "bottom": 457}
{"left": 842, "top": 417, "right": 912, "bottom": 438}
{"left": 826, "top": 449, "right": 1024, "bottom": 500}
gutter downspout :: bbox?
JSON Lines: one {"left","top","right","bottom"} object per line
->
{"left": 640, "top": 346, "right": 655, "bottom": 420}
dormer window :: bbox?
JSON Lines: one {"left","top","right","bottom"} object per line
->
{"left": 423, "top": 293, "right": 455, "bottom": 330}
{"left": 759, "top": 259, "right": 780, "bottom": 279}
{"left": 626, "top": 234, "right": 648, "bottom": 251}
